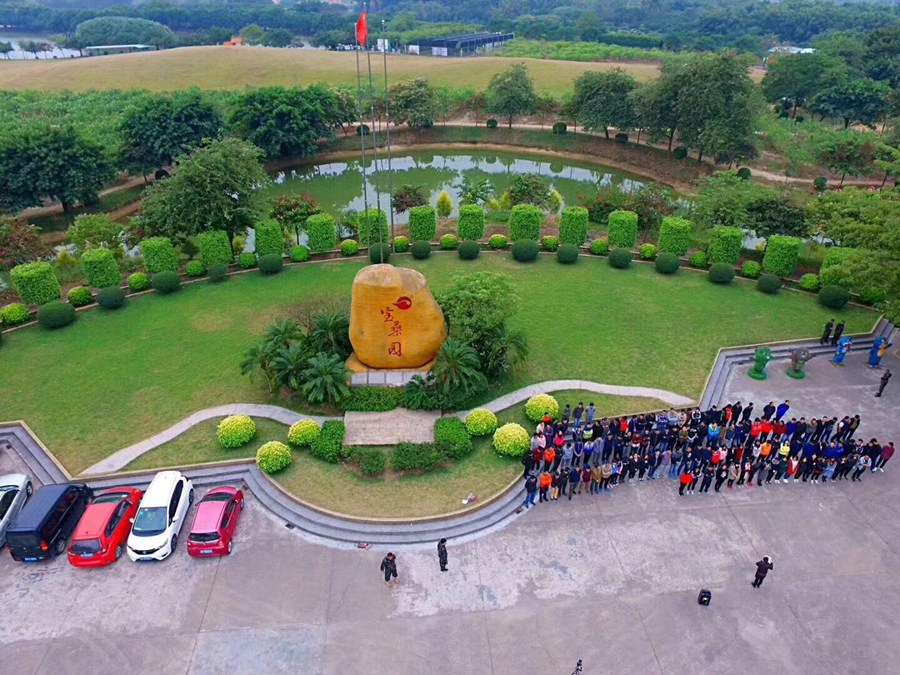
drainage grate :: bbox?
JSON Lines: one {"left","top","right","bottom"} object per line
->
{"left": 285, "top": 523, "right": 295, "bottom": 529}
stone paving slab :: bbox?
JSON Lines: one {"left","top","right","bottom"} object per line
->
{"left": 343, "top": 409, "right": 440, "bottom": 446}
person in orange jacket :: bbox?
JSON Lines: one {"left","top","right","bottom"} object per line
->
{"left": 539, "top": 471, "right": 552, "bottom": 502}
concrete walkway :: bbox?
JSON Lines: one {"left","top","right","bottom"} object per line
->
{"left": 344, "top": 410, "right": 440, "bottom": 446}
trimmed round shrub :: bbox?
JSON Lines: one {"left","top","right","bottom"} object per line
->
{"left": 408, "top": 205, "right": 437, "bottom": 242}
{"left": 340, "top": 239, "right": 360, "bottom": 256}
{"left": 217, "top": 415, "right": 257, "bottom": 449}
{"left": 197, "top": 230, "right": 233, "bottom": 268}
{"left": 557, "top": 243, "right": 579, "bottom": 264}
{"left": 254, "top": 219, "right": 284, "bottom": 257}
{"left": 151, "top": 270, "right": 181, "bottom": 294}
{"left": 289, "top": 245, "right": 310, "bottom": 262}
{"left": 525, "top": 393, "right": 559, "bottom": 422}
{"left": 762, "top": 235, "right": 802, "bottom": 278}
{"left": 819, "top": 284, "right": 850, "bottom": 309}
{"left": 509, "top": 204, "right": 543, "bottom": 241}
{"left": 256, "top": 441, "right": 293, "bottom": 474}
{"left": 608, "top": 248, "right": 633, "bottom": 269}
{"left": 258, "top": 253, "right": 284, "bottom": 275}
{"left": 486, "top": 118, "right": 498, "bottom": 129}
{"left": 96, "top": 286, "right": 126, "bottom": 309}
{"left": 358, "top": 208, "right": 389, "bottom": 246}
{"left": 439, "top": 234, "right": 459, "bottom": 250}
{"left": 607, "top": 210, "right": 638, "bottom": 248}
{"left": 410, "top": 240, "right": 431, "bottom": 259}
{"left": 458, "top": 240, "right": 480, "bottom": 260}
{"left": 488, "top": 234, "right": 508, "bottom": 249}
{"left": 36, "top": 301, "right": 75, "bottom": 330}
{"left": 741, "top": 261, "right": 762, "bottom": 279}
{"left": 237, "top": 252, "right": 257, "bottom": 269}
{"left": 813, "top": 176, "right": 828, "bottom": 192}
{"left": 126, "top": 272, "right": 151, "bottom": 292}
{"left": 10, "top": 262, "right": 61, "bottom": 306}
{"left": 67, "top": 286, "right": 93, "bottom": 308}
{"left": 458, "top": 204, "right": 486, "bottom": 241}
{"left": 465, "top": 409, "right": 498, "bottom": 436}
{"left": 0, "top": 303, "right": 30, "bottom": 326}
{"left": 208, "top": 264, "right": 228, "bottom": 282}
{"left": 559, "top": 206, "right": 589, "bottom": 246}
{"left": 541, "top": 235, "right": 559, "bottom": 252}
{"left": 358, "top": 448, "right": 387, "bottom": 476}
{"left": 757, "top": 273, "right": 783, "bottom": 294}
{"left": 736, "top": 167, "right": 752, "bottom": 180}
{"left": 707, "top": 226, "right": 743, "bottom": 264}
{"left": 552, "top": 122, "right": 567, "bottom": 134}
{"left": 185, "top": 260, "right": 206, "bottom": 277}
{"left": 356, "top": 124, "right": 370, "bottom": 136}
{"left": 140, "top": 237, "right": 179, "bottom": 274}
{"left": 859, "top": 287, "right": 887, "bottom": 305}
{"left": 80, "top": 247, "right": 121, "bottom": 289}
{"left": 799, "top": 273, "right": 821, "bottom": 292}
{"left": 615, "top": 132, "right": 628, "bottom": 144}
{"left": 287, "top": 419, "right": 321, "bottom": 447}
{"left": 511, "top": 239, "right": 540, "bottom": 263}
{"left": 369, "top": 243, "right": 392, "bottom": 264}
{"left": 639, "top": 243, "right": 657, "bottom": 260}
{"left": 689, "top": 251, "right": 709, "bottom": 269}
{"left": 655, "top": 251, "right": 680, "bottom": 274}
{"left": 589, "top": 239, "right": 609, "bottom": 255}
{"left": 306, "top": 214, "right": 338, "bottom": 253}
{"left": 673, "top": 146, "right": 688, "bottom": 160}
{"left": 657, "top": 216, "right": 693, "bottom": 256}
{"left": 492, "top": 423, "right": 531, "bottom": 458}
{"left": 392, "top": 236, "right": 409, "bottom": 253}
{"left": 708, "top": 263, "right": 735, "bottom": 284}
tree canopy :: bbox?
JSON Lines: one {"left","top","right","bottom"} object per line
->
{"left": 486, "top": 63, "right": 537, "bottom": 128}
{"left": 74, "top": 16, "right": 176, "bottom": 48}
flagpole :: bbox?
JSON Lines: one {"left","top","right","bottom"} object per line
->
{"left": 364, "top": 9, "right": 385, "bottom": 263}
{"left": 381, "top": 19, "right": 396, "bottom": 253}
{"left": 355, "top": 33, "right": 370, "bottom": 232}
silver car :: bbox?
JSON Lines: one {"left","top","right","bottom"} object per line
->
{"left": 0, "top": 474, "right": 33, "bottom": 547}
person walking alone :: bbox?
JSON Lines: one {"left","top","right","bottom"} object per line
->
{"left": 752, "top": 556, "right": 773, "bottom": 588}
{"left": 876, "top": 370, "right": 892, "bottom": 397}
{"left": 381, "top": 552, "right": 399, "bottom": 587}
{"left": 437, "top": 538, "right": 448, "bottom": 572}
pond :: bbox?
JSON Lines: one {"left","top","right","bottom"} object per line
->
{"left": 265, "top": 150, "right": 653, "bottom": 224}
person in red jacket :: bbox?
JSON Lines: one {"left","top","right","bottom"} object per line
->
{"left": 679, "top": 468, "right": 693, "bottom": 496}
{"left": 539, "top": 472, "right": 552, "bottom": 502}
{"left": 875, "top": 441, "right": 895, "bottom": 472}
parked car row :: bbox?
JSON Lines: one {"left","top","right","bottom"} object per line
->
{"left": 0, "top": 470, "right": 243, "bottom": 566}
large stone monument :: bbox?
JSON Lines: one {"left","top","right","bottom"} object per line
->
{"left": 347, "top": 264, "right": 447, "bottom": 373}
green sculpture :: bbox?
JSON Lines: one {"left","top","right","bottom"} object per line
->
{"left": 786, "top": 348, "right": 813, "bottom": 379}
{"left": 748, "top": 347, "right": 773, "bottom": 380}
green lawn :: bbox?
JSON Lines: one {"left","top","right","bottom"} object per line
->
{"left": 0, "top": 253, "right": 876, "bottom": 474}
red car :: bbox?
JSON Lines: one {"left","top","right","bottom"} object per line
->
{"left": 186, "top": 486, "right": 244, "bottom": 557}
{"left": 68, "top": 487, "right": 143, "bottom": 567}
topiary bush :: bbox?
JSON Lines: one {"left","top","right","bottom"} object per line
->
{"left": 859, "top": 287, "right": 887, "bottom": 305}
{"left": 152, "top": 270, "right": 181, "bottom": 294}
{"left": 436, "top": 191, "right": 452, "bottom": 218}
{"left": 140, "top": 237, "right": 179, "bottom": 274}
{"left": 306, "top": 213, "right": 338, "bottom": 253}
{"left": 217, "top": 415, "right": 257, "bottom": 448}
{"left": 237, "top": 252, "right": 257, "bottom": 269}
{"left": 439, "top": 234, "right": 459, "bottom": 250}
{"left": 80, "top": 247, "right": 121, "bottom": 289}
{"left": 741, "top": 260, "right": 762, "bottom": 279}
{"left": 126, "top": 272, "right": 151, "bottom": 292}
{"left": 657, "top": 216, "right": 693, "bottom": 256}
{"left": 559, "top": 206, "right": 589, "bottom": 246}
{"left": 707, "top": 226, "right": 743, "bottom": 264}
{"left": 492, "top": 423, "right": 530, "bottom": 458}
{"left": 608, "top": 248, "right": 633, "bottom": 269}
{"left": 67, "top": 286, "right": 93, "bottom": 308}
{"left": 197, "top": 230, "right": 233, "bottom": 268}
{"left": 557, "top": 243, "right": 579, "bottom": 264}
{"left": 799, "top": 273, "right": 821, "bottom": 292}
{"left": 589, "top": 239, "right": 609, "bottom": 255}
{"left": 757, "top": 273, "right": 783, "bottom": 294}
{"left": 639, "top": 243, "right": 657, "bottom": 260}
{"left": 607, "top": 210, "right": 638, "bottom": 248}
{"left": 410, "top": 240, "right": 431, "bottom": 259}
{"left": 673, "top": 146, "right": 688, "bottom": 160}
{"left": 357, "top": 448, "right": 387, "bottom": 476}
{"left": 708, "top": 263, "right": 736, "bottom": 284}
{"left": 525, "top": 393, "right": 559, "bottom": 422}
{"left": 356, "top": 124, "right": 370, "bottom": 135}
{"left": 689, "top": 251, "right": 709, "bottom": 269}
{"left": 615, "top": 132, "right": 629, "bottom": 144}
{"left": 256, "top": 441, "right": 293, "bottom": 474}
{"left": 96, "top": 286, "right": 126, "bottom": 309}
{"left": 10, "top": 262, "right": 61, "bottom": 306}
{"left": 254, "top": 219, "right": 284, "bottom": 257}
{"left": 763, "top": 235, "right": 802, "bottom": 278}
{"left": 287, "top": 419, "right": 321, "bottom": 447}
{"left": 655, "top": 251, "right": 680, "bottom": 274}
{"left": 340, "top": 239, "right": 360, "bottom": 256}
{"left": 358, "top": 208, "right": 389, "bottom": 246}
{"left": 369, "top": 243, "right": 392, "bottom": 264}
{"left": 736, "top": 167, "right": 752, "bottom": 180}
{"left": 0, "top": 303, "right": 30, "bottom": 326}
{"left": 258, "top": 253, "right": 283, "bottom": 275}
{"left": 392, "top": 236, "right": 409, "bottom": 253}
{"left": 434, "top": 417, "right": 474, "bottom": 460}
{"left": 458, "top": 240, "right": 480, "bottom": 260}
{"left": 408, "top": 205, "right": 437, "bottom": 242}
{"left": 552, "top": 122, "right": 567, "bottom": 134}
{"left": 458, "top": 204, "right": 485, "bottom": 241}
{"left": 465, "top": 408, "right": 499, "bottom": 436}
{"left": 185, "top": 260, "right": 206, "bottom": 277}
{"left": 289, "top": 245, "right": 310, "bottom": 262}
{"left": 310, "top": 421, "right": 347, "bottom": 463}
{"left": 541, "top": 235, "right": 559, "bottom": 252}
{"left": 486, "top": 118, "right": 498, "bottom": 129}
{"left": 509, "top": 204, "right": 543, "bottom": 241}
{"left": 208, "top": 264, "right": 228, "bottom": 282}
{"left": 36, "top": 301, "right": 76, "bottom": 330}
{"left": 813, "top": 176, "right": 828, "bottom": 192}
{"left": 511, "top": 239, "right": 540, "bottom": 262}
{"left": 488, "top": 234, "right": 508, "bottom": 249}
{"left": 819, "top": 284, "right": 850, "bottom": 309}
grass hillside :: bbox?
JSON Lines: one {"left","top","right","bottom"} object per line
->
{"left": 0, "top": 46, "right": 662, "bottom": 95}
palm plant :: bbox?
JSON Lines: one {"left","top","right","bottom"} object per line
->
{"left": 271, "top": 341, "right": 315, "bottom": 391}
{"left": 482, "top": 327, "right": 529, "bottom": 380}
{"left": 263, "top": 318, "right": 304, "bottom": 351}
{"left": 430, "top": 339, "right": 487, "bottom": 402}
{"left": 239, "top": 341, "right": 279, "bottom": 392}
{"left": 308, "top": 312, "right": 352, "bottom": 358}
{"left": 301, "top": 352, "right": 350, "bottom": 404}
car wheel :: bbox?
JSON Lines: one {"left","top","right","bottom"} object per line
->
{"left": 227, "top": 540, "right": 233, "bottom": 555}
{"left": 188, "top": 489, "right": 194, "bottom": 506}
{"left": 54, "top": 538, "right": 65, "bottom": 555}
{"left": 114, "top": 544, "right": 123, "bottom": 561}
{"left": 25, "top": 482, "right": 33, "bottom": 497}
{"left": 239, "top": 498, "right": 244, "bottom": 510}
{"left": 170, "top": 534, "right": 178, "bottom": 554}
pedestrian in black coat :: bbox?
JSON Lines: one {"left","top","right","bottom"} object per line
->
{"left": 381, "top": 552, "right": 399, "bottom": 587}
{"left": 437, "top": 538, "right": 448, "bottom": 572}
{"left": 876, "top": 370, "right": 892, "bottom": 397}
{"left": 820, "top": 319, "right": 834, "bottom": 345}
{"left": 831, "top": 321, "right": 845, "bottom": 346}
{"left": 752, "top": 556, "right": 773, "bottom": 587}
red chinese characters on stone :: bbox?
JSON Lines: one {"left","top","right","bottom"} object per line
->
{"left": 388, "top": 342, "right": 402, "bottom": 357}
{"left": 389, "top": 321, "right": 403, "bottom": 337}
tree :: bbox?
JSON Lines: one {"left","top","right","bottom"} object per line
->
{"left": 18, "top": 40, "right": 40, "bottom": 59}
{"left": 75, "top": 17, "right": 176, "bottom": 48}
{"left": 68, "top": 214, "right": 123, "bottom": 253}
{"left": 455, "top": 176, "right": 493, "bottom": 206}
{"left": 864, "top": 24, "right": 900, "bottom": 88}
{"left": 263, "top": 29, "right": 294, "bottom": 48}
{"left": 0, "top": 217, "right": 47, "bottom": 271}
{"left": 239, "top": 24, "right": 265, "bottom": 45}
{"left": 0, "top": 42, "right": 13, "bottom": 59}
{"left": 761, "top": 53, "right": 849, "bottom": 118}
{"left": 575, "top": 11, "right": 606, "bottom": 42}
{"left": 465, "top": 91, "right": 488, "bottom": 125}
{"left": 486, "top": 63, "right": 537, "bottom": 128}
{"left": 746, "top": 192, "right": 807, "bottom": 240}
{"left": 691, "top": 171, "right": 765, "bottom": 231}
{"left": 808, "top": 78, "right": 891, "bottom": 129}
{"left": 631, "top": 68, "right": 681, "bottom": 152}
{"left": 271, "top": 193, "right": 320, "bottom": 243}
{"left": 624, "top": 184, "right": 677, "bottom": 235}
{"left": 391, "top": 185, "right": 427, "bottom": 213}
{"left": 508, "top": 174, "right": 551, "bottom": 209}
{"left": 816, "top": 129, "right": 880, "bottom": 185}
{"left": 136, "top": 138, "right": 270, "bottom": 240}
{"left": 572, "top": 69, "right": 638, "bottom": 139}
{"left": 534, "top": 94, "right": 558, "bottom": 130}
{"left": 389, "top": 78, "right": 436, "bottom": 129}
{"left": 0, "top": 126, "right": 113, "bottom": 213}
{"left": 301, "top": 353, "right": 349, "bottom": 404}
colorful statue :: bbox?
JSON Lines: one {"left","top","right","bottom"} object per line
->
{"left": 868, "top": 337, "right": 893, "bottom": 368}
{"left": 786, "top": 348, "right": 813, "bottom": 379}
{"left": 748, "top": 347, "right": 773, "bottom": 380}
{"left": 832, "top": 336, "right": 852, "bottom": 366}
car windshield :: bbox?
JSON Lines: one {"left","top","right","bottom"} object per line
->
{"left": 71, "top": 539, "right": 102, "bottom": 555}
{"left": 0, "top": 488, "right": 17, "bottom": 519}
{"left": 131, "top": 506, "right": 168, "bottom": 536}
{"left": 92, "top": 491, "right": 126, "bottom": 505}
{"left": 189, "top": 532, "right": 220, "bottom": 543}
{"left": 201, "top": 493, "right": 231, "bottom": 503}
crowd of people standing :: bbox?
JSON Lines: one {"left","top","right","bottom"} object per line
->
{"left": 521, "top": 399, "right": 894, "bottom": 507}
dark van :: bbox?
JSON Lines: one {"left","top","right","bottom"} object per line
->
{"left": 6, "top": 483, "right": 93, "bottom": 562}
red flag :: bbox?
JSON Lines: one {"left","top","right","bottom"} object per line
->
{"left": 356, "top": 11, "right": 368, "bottom": 46}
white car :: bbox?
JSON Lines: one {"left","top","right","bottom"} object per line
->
{"left": 127, "top": 471, "right": 193, "bottom": 562}
{"left": 0, "top": 474, "right": 33, "bottom": 547}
